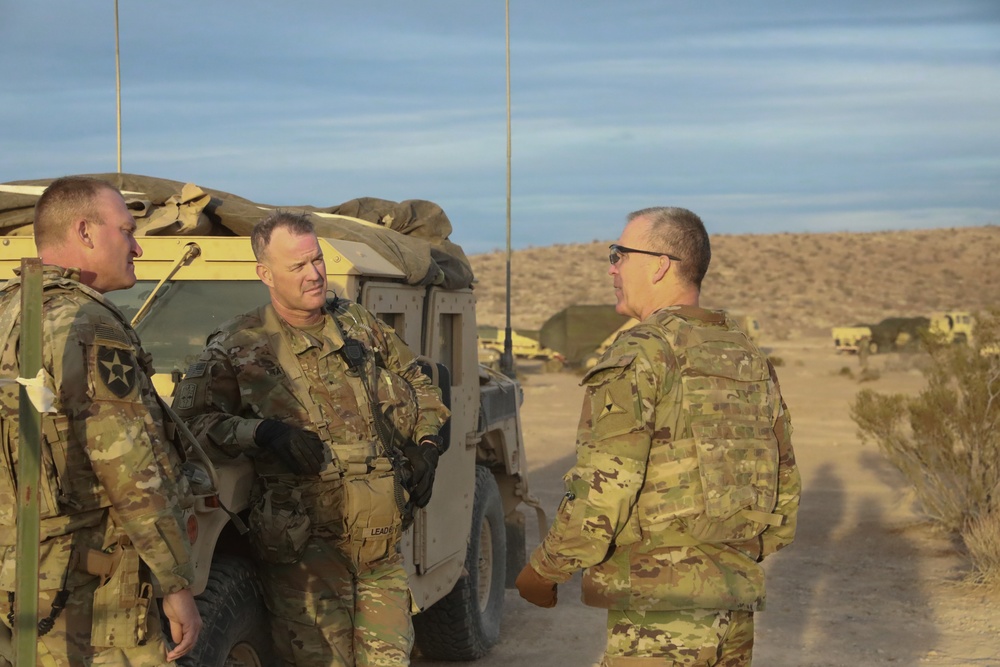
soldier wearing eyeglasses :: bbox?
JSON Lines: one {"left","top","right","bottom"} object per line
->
{"left": 516, "top": 207, "right": 801, "bottom": 666}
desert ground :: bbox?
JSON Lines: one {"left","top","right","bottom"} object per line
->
{"left": 418, "top": 338, "right": 999, "bottom": 667}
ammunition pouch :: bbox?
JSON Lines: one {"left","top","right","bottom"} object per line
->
{"left": 299, "top": 447, "right": 406, "bottom": 570}
{"left": 247, "top": 485, "right": 312, "bottom": 565}
{"left": 89, "top": 538, "right": 154, "bottom": 649}
{"left": 342, "top": 457, "right": 404, "bottom": 569}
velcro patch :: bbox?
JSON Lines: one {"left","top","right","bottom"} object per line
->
{"left": 184, "top": 361, "right": 208, "bottom": 379}
{"left": 173, "top": 381, "right": 197, "bottom": 411}
{"left": 96, "top": 345, "right": 137, "bottom": 399}
{"left": 363, "top": 525, "right": 396, "bottom": 540}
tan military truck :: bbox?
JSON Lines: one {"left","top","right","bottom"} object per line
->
{"left": 831, "top": 324, "right": 874, "bottom": 354}
{"left": 0, "top": 177, "right": 544, "bottom": 666}
{"left": 929, "top": 311, "right": 975, "bottom": 345}
{"left": 478, "top": 325, "right": 565, "bottom": 372}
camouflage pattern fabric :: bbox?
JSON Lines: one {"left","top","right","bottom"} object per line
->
{"left": 0, "top": 573, "right": 177, "bottom": 667}
{"left": 174, "top": 297, "right": 448, "bottom": 665}
{"left": 0, "top": 266, "right": 195, "bottom": 663}
{"left": 263, "top": 539, "right": 412, "bottom": 667}
{"left": 602, "top": 608, "right": 754, "bottom": 666}
{"left": 528, "top": 306, "right": 799, "bottom": 661}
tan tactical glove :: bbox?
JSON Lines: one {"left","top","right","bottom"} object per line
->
{"left": 515, "top": 564, "right": 558, "bottom": 608}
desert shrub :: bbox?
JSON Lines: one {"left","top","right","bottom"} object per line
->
{"left": 851, "top": 310, "right": 1000, "bottom": 579}
{"left": 838, "top": 366, "right": 854, "bottom": 378}
{"left": 963, "top": 504, "right": 1000, "bottom": 585}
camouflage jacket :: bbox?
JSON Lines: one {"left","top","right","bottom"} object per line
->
{"left": 173, "top": 298, "right": 449, "bottom": 475}
{"left": 530, "top": 305, "right": 800, "bottom": 612}
{"left": 0, "top": 266, "right": 195, "bottom": 594}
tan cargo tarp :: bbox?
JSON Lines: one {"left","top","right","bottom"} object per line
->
{"left": 0, "top": 173, "right": 474, "bottom": 289}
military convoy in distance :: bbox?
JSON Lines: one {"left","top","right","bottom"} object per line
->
{"left": 832, "top": 311, "right": 976, "bottom": 355}
{"left": 0, "top": 175, "right": 546, "bottom": 667}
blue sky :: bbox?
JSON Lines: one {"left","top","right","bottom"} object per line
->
{"left": 2, "top": 1, "right": 998, "bottom": 253}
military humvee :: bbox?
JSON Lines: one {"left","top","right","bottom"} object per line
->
{"left": 477, "top": 325, "right": 565, "bottom": 372}
{"left": 0, "top": 176, "right": 545, "bottom": 666}
{"left": 831, "top": 324, "right": 874, "bottom": 354}
{"left": 929, "top": 311, "right": 974, "bottom": 345}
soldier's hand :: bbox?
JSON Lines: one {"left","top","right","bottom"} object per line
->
{"left": 515, "top": 564, "right": 558, "bottom": 608}
{"left": 253, "top": 419, "right": 325, "bottom": 475}
{"left": 403, "top": 442, "right": 440, "bottom": 508}
{"left": 162, "top": 589, "right": 202, "bottom": 660}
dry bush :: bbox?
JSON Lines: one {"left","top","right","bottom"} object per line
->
{"left": 964, "top": 505, "right": 1000, "bottom": 585}
{"left": 851, "top": 310, "right": 1000, "bottom": 579}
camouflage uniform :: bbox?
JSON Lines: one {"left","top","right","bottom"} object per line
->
{"left": 174, "top": 297, "right": 449, "bottom": 667}
{"left": 530, "top": 306, "right": 800, "bottom": 667}
{"left": 0, "top": 266, "right": 195, "bottom": 666}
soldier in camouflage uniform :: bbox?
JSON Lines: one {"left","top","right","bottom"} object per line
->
{"left": 0, "top": 177, "right": 202, "bottom": 665}
{"left": 173, "top": 211, "right": 449, "bottom": 666}
{"left": 516, "top": 207, "right": 800, "bottom": 666}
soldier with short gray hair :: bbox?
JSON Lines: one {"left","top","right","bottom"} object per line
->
{"left": 0, "top": 176, "right": 202, "bottom": 665}
{"left": 516, "top": 207, "right": 800, "bottom": 666}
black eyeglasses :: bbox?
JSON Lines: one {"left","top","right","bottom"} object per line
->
{"left": 608, "top": 244, "right": 682, "bottom": 265}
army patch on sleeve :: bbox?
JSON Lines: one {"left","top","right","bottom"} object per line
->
{"left": 588, "top": 378, "right": 642, "bottom": 439}
{"left": 598, "top": 388, "right": 629, "bottom": 420}
{"left": 173, "top": 381, "right": 197, "bottom": 411}
{"left": 96, "top": 345, "right": 138, "bottom": 399}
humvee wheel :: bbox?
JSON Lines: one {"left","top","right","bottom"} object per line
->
{"left": 543, "top": 357, "right": 564, "bottom": 373}
{"left": 176, "top": 556, "right": 275, "bottom": 667}
{"left": 414, "top": 466, "right": 507, "bottom": 660}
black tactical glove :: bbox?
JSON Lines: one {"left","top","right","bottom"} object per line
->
{"left": 252, "top": 419, "right": 325, "bottom": 476}
{"left": 402, "top": 442, "right": 440, "bottom": 508}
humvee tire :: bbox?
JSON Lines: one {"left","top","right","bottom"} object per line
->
{"left": 414, "top": 466, "right": 506, "bottom": 660}
{"left": 176, "top": 555, "right": 275, "bottom": 667}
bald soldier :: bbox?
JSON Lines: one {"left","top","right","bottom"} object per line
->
{"left": 516, "top": 207, "right": 800, "bottom": 666}
{"left": 174, "top": 210, "right": 449, "bottom": 666}
{"left": 0, "top": 176, "right": 201, "bottom": 665}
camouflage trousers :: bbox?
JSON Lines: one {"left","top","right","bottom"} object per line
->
{"left": 261, "top": 536, "right": 412, "bottom": 667}
{"left": 0, "top": 576, "right": 174, "bottom": 667}
{"left": 601, "top": 608, "right": 754, "bottom": 667}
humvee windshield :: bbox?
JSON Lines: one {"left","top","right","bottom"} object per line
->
{"left": 107, "top": 280, "right": 270, "bottom": 374}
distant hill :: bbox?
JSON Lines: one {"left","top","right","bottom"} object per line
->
{"left": 468, "top": 226, "right": 1000, "bottom": 341}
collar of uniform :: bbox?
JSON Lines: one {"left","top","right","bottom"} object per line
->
{"left": 279, "top": 311, "right": 346, "bottom": 357}
{"left": 12, "top": 264, "right": 82, "bottom": 283}
{"left": 653, "top": 304, "right": 726, "bottom": 324}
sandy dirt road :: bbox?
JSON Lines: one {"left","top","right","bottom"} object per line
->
{"left": 416, "top": 337, "right": 999, "bottom": 666}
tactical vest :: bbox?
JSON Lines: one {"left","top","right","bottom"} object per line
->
{"left": 243, "top": 301, "right": 408, "bottom": 567}
{"left": 630, "top": 311, "right": 784, "bottom": 546}
{"left": 0, "top": 273, "right": 172, "bottom": 545}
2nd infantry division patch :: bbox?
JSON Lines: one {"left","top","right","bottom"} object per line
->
{"left": 97, "top": 345, "right": 137, "bottom": 399}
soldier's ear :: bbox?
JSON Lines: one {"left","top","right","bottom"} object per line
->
{"left": 256, "top": 262, "right": 273, "bottom": 287}
{"left": 76, "top": 218, "right": 94, "bottom": 249}
{"left": 651, "top": 255, "right": 672, "bottom": 284}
